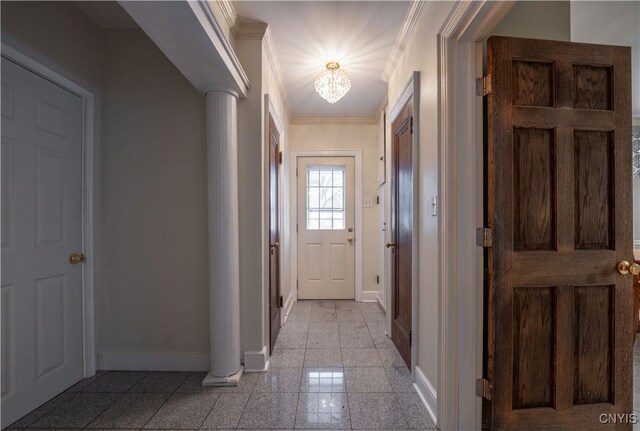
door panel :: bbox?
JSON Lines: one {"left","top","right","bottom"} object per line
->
{"left": 268, "top": 115, "right": 281, "bottom": 354}
{"left": 486, "top": 36, "right": 633, "bottom": 430}
{"left": 298, "top": 157, "right": 355, "bottom": 300}
{"left": 390, "top": 100, "right": 412, "bottom": 368}
{"left": 1, "top": 57, "right": 84, "bottom": 428}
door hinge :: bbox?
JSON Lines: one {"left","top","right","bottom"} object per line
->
{"left": 476, "top": 75, "right": 492, "bottom": 96}
{"left": 408, "top": 330, "right": 412, "bottom": 347}
{"left": 278, "top": 151, "right": 283, "bottom": 165}
{"left": 410, "top": 116, "right": 414, "bottom": 134}
{"left": 476, "top": 378, "right": 492, "bottom": 400}
{"left": 376, "top": 275, "right": 380, "bottom": 284}
{"left": 296, "top": 167, "right": 298, "bottom": 177}
{"left": 296, "top": 223, "right": 298, "bottom": 233}
{"left": 376, "top": 195, "right": 380, "bottom": 205}
{"left": 296, "top": 279, "right": 299, "bottom": 290}
{"left": 279, "top": 295, "right": 283, "bottom": 307}
{"left": 476, "top": 227, "right": 493, "bottom": 248}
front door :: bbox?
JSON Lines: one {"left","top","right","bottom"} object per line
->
{"left": 1, "top": 57, "right": 84, "bottom": 427}
{"left": 390, "top": 99, "right": 413, "bottom": 368}
{"left": 486, "top": 36, "right": 633, "bottom": 430}
{"left": 297, "top": 157, "right": 355, "bottom": 300}
{"left": 268, "top": 115, "right": 281, "bottom": 353}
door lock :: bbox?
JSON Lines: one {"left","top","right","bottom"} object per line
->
{"left": 68, "top": 253, "right": 85, "bottom": 265}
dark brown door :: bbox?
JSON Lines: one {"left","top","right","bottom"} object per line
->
{"left": 486, "top": 36, "right": 633, "bottom": 430}
{"left": 268, "top": 115, "right": 281, "bottom": 354}
{"left": 390, "top": 99, "right": 413, "bottom": 368}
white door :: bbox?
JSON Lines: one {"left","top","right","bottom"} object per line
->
{"left": 297, "top": 157, "right": 355, "bottom": 299}
{"left": 1, "top": 57, "right": 84, "bottom": 428}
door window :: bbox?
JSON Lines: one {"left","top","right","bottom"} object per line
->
{"left": 306, "top": 165, "right": 345, "bottom": 230}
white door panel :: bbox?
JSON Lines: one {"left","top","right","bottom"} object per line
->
{"left": 1, "top": 57, "right": 84, "bottom": 428}
{"left": 298, "top": 157, "right": 355, "bottom": 300}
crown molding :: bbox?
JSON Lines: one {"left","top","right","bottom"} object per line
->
{"left": 292, "top": 117, "right": 377, "bottom": 125}
{"left": 382, "top": 0, "right": 426, "bottom": 82}
{"left": 263, "top": 27, "right": 291, "bottom": 118}
{"left": 215, "top": 0, "right": 238, "bottom": 35}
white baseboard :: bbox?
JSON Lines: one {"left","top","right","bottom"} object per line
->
{"left": 243, "top": 346, "right": 269, "bottom": 372}
{"left": 361, "top": 290, "right": 379, "bottom": 302}
{"left": 99, "top": 350, "right": 208, "bottom": 371}
{"left": 376, "top": 295, "right": 386, "bottom": 311}
{"left": 282, "top": 290, "right": 296, "bottom": 325}
{"left": 414, "top": 366, "right": 438, "bottom": 426}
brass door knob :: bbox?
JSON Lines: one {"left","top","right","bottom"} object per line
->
{"left": 617, "top": 260, "right": 640, "bottom": 275}
{"left": 68, "top": 253, "right": 85, "bottom": 265}
{"left": 347, "top": 236, "right": 353, "bottom": 243}
{"left": 270, "top": 242, "right": 280, "bottom": 249}
{"left": 386, "top": 243, "right": 396, "bottom": 248}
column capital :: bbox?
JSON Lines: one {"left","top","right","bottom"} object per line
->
{"left": 205, "top": 87, "right": 240, "bottom": 99}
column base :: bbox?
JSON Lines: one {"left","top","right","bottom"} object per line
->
{"left": 201, "top": 366, "right": 244, "bottom": 387}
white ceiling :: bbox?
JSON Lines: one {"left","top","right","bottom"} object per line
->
{"left": 233, "top": 1, "right": 411, "bottom": 119}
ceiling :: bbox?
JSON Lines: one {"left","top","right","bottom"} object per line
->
{"left": 233, "top": 1, "right": 411, "bottom": 119}
{"left": 73, "top": 1, "right": 139, "bottom": 29}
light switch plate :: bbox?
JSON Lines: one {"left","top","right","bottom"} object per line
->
{"left": 364, "top": 197, "right": 374, "bottom": 208}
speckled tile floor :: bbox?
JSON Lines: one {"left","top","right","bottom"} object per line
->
{"left": 6, "top": 300, "right": 434, "bottom": 430}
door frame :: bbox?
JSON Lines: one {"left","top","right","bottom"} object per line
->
{"left": 1, "top": 43, "right": 98, "bottom": 378}
{"left": 435, "top": 2, "right": 515, "bottom": 430}
{"left": 290, "top": 150, "right": 363, "bottom": 301}
{"left": 263, "top": 95, "right": 285, "bottom": 357}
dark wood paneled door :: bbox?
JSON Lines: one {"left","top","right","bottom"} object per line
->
{"left": 268, "top": 115, "right": 281, "bottom": 354}
{"left": 486, "top": 36, "right": 633, "bottom": 430}
{"left": 390, "top": 99, "right": 413, "bottom": 368}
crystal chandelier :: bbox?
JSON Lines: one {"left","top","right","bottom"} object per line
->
{"left": 314, "top": 62, "right": 351, "bottom": 104}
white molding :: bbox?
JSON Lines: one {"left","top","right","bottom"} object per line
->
{"left": 263, "top": 28, "right": 291, "bottom": 118}
{"left": 386, "top": 71, "right": 420, "bottom": 378}
{"left": 290, "top": 150, "right": 363, "bottom": 302}
{"left": 215, "top": 0, "right": 237, "bottom": 34}
{"left": 361, "top": 290, "right": 379, "bottom": 302}
{"left": 282, "top": 289, "right": 296, "bottom": 326}
{"left": 292, "top": 117, "right": 377, "bottom": 125}
{"left": 244, "top": 347, "right": 269, "bottom": 372}
{"left": 382, "top": 0, "right": 426, "bottom": 82}
{"left": 1, "top": 43, "right": 99, "bottom": 379}
{"left": 414, "top": 366, "right": 438, "bottom": 425}
{"left": 99, "top": 351, "right": 208, "bottom": 371}
{"left": 236, "top": 22, "right": 268, "bottom": 40}
{"left": 435, "top": 2, "right": 514, "bottom": 430}
{"left": 376, "top": 296, "right": 386, "bottom": 312}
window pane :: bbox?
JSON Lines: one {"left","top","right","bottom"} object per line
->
{"left": 306, "top": 165, "right": 346, "bottom": 230}
{"left": 332, "top": 189, "right": 344, "bottom": 209}
{"left": 320, "top": 219, "right": 333, "bottom": 229}
{"left": 319, "top": 170, "right": 332, "bottom": 187}
{"left": 308, "top": 170, "right": 319, "bottom": 187}
{"left": 333, "top": 170, "right": 344, "bottom": 186}
{"left": 308, "top": 187, "right": 319, "bottom": 209}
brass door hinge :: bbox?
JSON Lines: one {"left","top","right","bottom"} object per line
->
{"left": 278, "top": 151, "right": 283, "bottom": 165}
{"left": 408, "top": 330, "right": 412, "bottom": 347}
{"left": 476, "top": 227, "right": 493, "bottom": 248}
{"left": 476, "top": 75, "right": 492, "bottom": 96}
{"left": 476, "top": 378, "right": 492, "bottom": 400}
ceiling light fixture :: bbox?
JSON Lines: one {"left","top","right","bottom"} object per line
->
{"left": 314, "top": 61, "right": 351, "bottom": 104}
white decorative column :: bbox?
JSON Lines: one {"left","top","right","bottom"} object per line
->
{"left": 202, "top": 90, "right": 243, "bottom": 386}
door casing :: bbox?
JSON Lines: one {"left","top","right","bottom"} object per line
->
{"left": 1, "top": 43, "right": 98, "bottom": 379}
{"left": 290, "top": 150, "right": 364, "bottom": 302}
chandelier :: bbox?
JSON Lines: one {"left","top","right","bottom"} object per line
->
{"left": 314, "top": 62, "right": 351, "bottom": 104}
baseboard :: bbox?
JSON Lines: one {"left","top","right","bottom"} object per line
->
{"left": 99, "top": 350, "right": 208, "bottom": 371}
{"left": 414, "top": 366, "right": 438, "bottom": 426}
{"left": 376, "top": 295, "right": 386, "bottom": 312}
{"left": 243, "top": 346, "right": 269, "bottom": 372}
{"left": 361, "top": 290, "right": 379, "bottom": 302}
{"left": 282, "top": 290, "right": 296, "bottom": 325}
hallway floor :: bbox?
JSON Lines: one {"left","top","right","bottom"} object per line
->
{"left": 8, "top": 300, "right": 434, "bottom": 430}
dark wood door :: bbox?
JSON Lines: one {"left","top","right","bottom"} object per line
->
{"left": 390, "top": 99, "right": 413, "bottom": 368}
{"left": 268, "top": 115, "right": 281, "bottom": 354}
{"left": 486, "top": 36, "right": 633, "bottom": 430}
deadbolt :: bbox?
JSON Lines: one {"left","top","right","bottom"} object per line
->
{"left": 68, "top": 253, "right": 85, "bottom": 265}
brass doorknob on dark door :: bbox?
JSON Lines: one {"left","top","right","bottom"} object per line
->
{"left": 68, "top": 253, "right": 85, "bottom": 265}
{"left": 386, "top": 243, "right": 395, "bottom": 248}
{"left": 617, "top": 260, "right": 640, "bottom": 275}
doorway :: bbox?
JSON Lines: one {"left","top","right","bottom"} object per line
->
{"left": 297, "top": 156, "right": 355, "bottom": 300}
{"left": 1, "top": 56, "right": 87, "bottom": 427}
{"left": 268, "top": 114, "right": 281, "bottom": 353}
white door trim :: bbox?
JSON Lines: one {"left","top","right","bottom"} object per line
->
{"left": 290, "top": 150, "right": 363, "bottom": 301}
{"left": 1, "top": 43, "right": 98, "bottom": 378}
{"left": 435, "top": 2, "right": 514, "bottom": 430}
{"left": 387, "top": 71, "right": 420, "bottom": 379}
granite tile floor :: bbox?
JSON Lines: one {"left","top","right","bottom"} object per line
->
{"left": 8, "top": 300, "right": 434, "bottom": 430}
